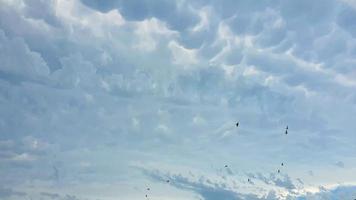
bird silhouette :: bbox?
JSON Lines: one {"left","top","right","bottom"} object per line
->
{"left": 224, "top": 165, "right": 228, "bottom": 168}
{"left": 281, "top": 163, "right": 284, "bottom": 166}
{"left": 236, "top": 122, "right": 239, "bottom": 127}
{"left": 285, "top": 130, "right": 288, "bottom": 135}
{"left": 278, "top": 169, "right": 280, "bottom": 173}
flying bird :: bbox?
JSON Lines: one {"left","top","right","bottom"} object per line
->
{"left": 281, "top": 163, "right": 284, "bottom": 166}
{"left": 286, "top": 125, "right": 288, "bottom": 130}
{"left": 278, "top": 169, "right": 280, "bottom": 173}
{"left": 147, "top": 188, "right": 150, "bottom": 191}
{"left": 224, "top": 165, "right": 228, "bottom": 168}
{"left": 166, "top": 180, "right": 170, "bottom": 183}
{"left": 285, "top": 130, "right": 288, "bottom": 135}
{"left": 236, "top": 122, "right": 239, "bottom": 127}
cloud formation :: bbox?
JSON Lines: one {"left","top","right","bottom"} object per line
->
{"left": 0, "top": 0, "right": 356, "bottom": 199}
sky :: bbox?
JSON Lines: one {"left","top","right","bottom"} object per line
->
{"left": 0, "top": 0, "right": 356, "bottom": 199}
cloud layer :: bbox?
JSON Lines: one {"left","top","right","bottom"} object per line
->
{"left": 0, "top": 0, "right": 356, "bottom": 199}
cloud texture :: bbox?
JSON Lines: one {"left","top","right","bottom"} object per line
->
{"left": 0, "top": 0, "right": 356, "bottom": 199}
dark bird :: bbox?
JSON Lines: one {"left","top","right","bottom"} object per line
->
{"left": 224, "top": 165, "right": 228, "bottom": 168}
{"left": 236, "top": 122, "right": 239, "bottom": 127}
{"left": 147, "top": 188, "right": 150, "bottom": 191}
{"left": 286, "top": 125, "right": 288, "bottom": 130}
{"left": 166, "top": 180, "right": 170, "bottom": 183}
{"left": 145, "top": 194, "right": 148, "bottom": 198}
{"left": 281, "top": 163, "right": 284, "bottom": 166}
{"left": 248, "top": 178, "right": 250, "bottom": 182}
{"left": 278, "top": 169, "right": 280, "bottom": 173}
{"left": 285, "top": 130, "right": 288, "bottom": 135}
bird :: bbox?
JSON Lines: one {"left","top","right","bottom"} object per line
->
{"left": 147, "top": 188, "right": 150, "bottom": 191}
{"left": 285, "top": 130, "right": 288, "bottom": 135}
{"left": 166, "top": 180, "right": 170, "bottom": 183}
{"left": 248, "top": 178, "right": 250, "bottom": 182}
{"left": 236, "top": 122, "right": 239, "bottom": 127}
{"left": 281, "top": 163, "right": 284, "bottom": 166}
{"left": 278, "top": 169, "right": 280, "bottom": 173}
{"left": 286, "top": 125, "right": 288, "bottom": 130}
{"left": 224, "top": 165, "right": 228, "bottom": 168}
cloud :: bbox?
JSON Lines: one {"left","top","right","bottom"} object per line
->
{"left": 142, "top": 167, "right": 356, "bottom": 199}
{"left": 39, "top": 192, "right": 86, "bottom": 200}
{"left": 0, "top": 187, "right": 26, "bottom": 198}
{"left": 1, "top": 0, "right": 356, "bottom": 199}
{"left": 81, "top": 0, "right": 200, "bottom": 31}
{"left": 297, "top": 185, "right": 356, "bottom": 199}
{"left": 168, "top": 40, "right": 199, "bottom": 67}
{"left": 142, "top": 168, "right": 278, "bottom": 200}
{"left": 41, "top": 192, "right": 61, "bottom": 199}
{"left": 334, "top": 161, "right": 345, "bottom": 168}
{"left": 0, "top": 29, "right": 50, "bottom": 80}
{"left": 247, "top": 172, "right": 297, "bottom": 191}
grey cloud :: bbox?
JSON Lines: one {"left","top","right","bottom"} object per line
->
{"left": 23, "top": 0, "right": 62, "bottom": 28}
{"left": 41, "top": 192, "right": 61, "bottom": 199}
{"left": 143, "top": 168, "right": 282, "bottom": 200}
{"left": 337, "top": 5, "right": 356, "bottom": 38}
{"left": 0, "top": 30, "right": 49, "bottom": 80}
{"left": 248, "top": 172, "right": 297, "bottom": 190}
{"left": 0, "top": 187, "right": 26, "bottom": 198}
{"left": 39, "top": 192, "right": 87, "bottom": 200}
{"left": 334, "top": 161, "right": 345, "bottom": 168}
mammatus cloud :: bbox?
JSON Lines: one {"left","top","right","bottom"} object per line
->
{"left": 0, "top": 0, "right": 356, "bottom": 199}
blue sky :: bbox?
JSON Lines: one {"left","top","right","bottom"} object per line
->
{"left": 0, "top": 0, "right": 356, "bottom": 199}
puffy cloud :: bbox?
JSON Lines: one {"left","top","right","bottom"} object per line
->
{"left": 168, "top": 40, "right": 199, "bottom": 67}
{"left": 0, "top": 30, "right": 50, "bottom": 80}
{"left": 81, "top": 0, "right": 200, "bottom": 31}
{"left": 298, "top": 185, "right": 356, "bottom": 199}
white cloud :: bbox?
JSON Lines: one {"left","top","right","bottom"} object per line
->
{"left": 340, "top": 0, "right": 356, "bottom": 9}
{"left": 11, "top": 153, "right": 37, "bottom": 162}
{"left": 131, "top": 117, "right": 140, "bottom": 130}
{"left": 156, "top": 123, "right": 171, "bottom": 135}
{"left": 54, "top": 0, "right": 125, "bottom": 37}
{"left": 168, "top": 40, "right": 199, "bottom": 67}
{"left": 191, "top": 6, "right": 211, "bottom": 32}
{"left": 192, "top": 114, "right": 206, "bottom": 126}
{"left": 134, "top": 18, "right": 177, "bottom": 51}
{"left": 243, "top": 66, "right": 260, "bottom": 76}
